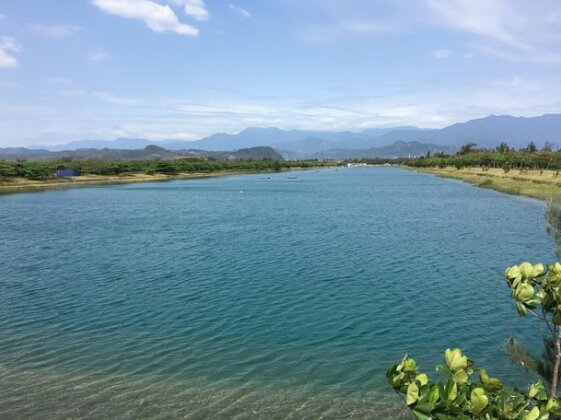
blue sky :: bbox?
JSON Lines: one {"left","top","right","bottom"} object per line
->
{"left": 0, "top": 0, "right": 560, "bottom": 147}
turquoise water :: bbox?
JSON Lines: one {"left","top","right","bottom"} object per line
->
{"left": 0, "top": 167, "right": 553, "bottom": 418}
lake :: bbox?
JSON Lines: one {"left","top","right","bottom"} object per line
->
{"left": 0, "top": 167, "right": 553, "bottom": 418}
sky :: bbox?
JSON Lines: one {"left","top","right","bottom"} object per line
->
{"left": 0, "top": 0, "right": 561, "bottom": 147}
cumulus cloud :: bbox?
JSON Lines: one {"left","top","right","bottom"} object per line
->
{"left": 170, "top": 0, "right": 209, "bottom": 21}
{"left": 92, "top": 0, "right": 199, "bottom": 36}
{"left": 0, "top": 37, "right": 22, "bottom": 69}
{"left": 229, "top": 4, "right": 251, "bottom": 18}
{"left": 28, "top": 23, "right": 81, "bottom": 38}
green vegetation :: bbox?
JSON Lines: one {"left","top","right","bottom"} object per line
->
{"left": 388, "top": 262, "right": 561, "bottom": 418}
{"left": 404, "top": 147, "right": 561, "bottom": 172}
{"left": 0, "top": 157, "right": 333, "bottom": 180}
{"left": 400, "top": 144, "right": 561, "bottom": 203}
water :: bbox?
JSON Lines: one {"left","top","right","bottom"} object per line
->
{"left": 0, "top": 167, "right": 554, "bottom": 418}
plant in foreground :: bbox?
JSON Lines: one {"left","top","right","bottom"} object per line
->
{"left": 388, "top": 262, "right": 561, "bottom": 418}
{"left": 387, "top": 349, "right": 556, "bottom": 419}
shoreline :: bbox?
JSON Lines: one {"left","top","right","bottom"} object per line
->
{"left": 0, "top": 167, "right": 327, "bottom": 196}
{"left": 406, "top": 166, "right": 561, "bottom": 203}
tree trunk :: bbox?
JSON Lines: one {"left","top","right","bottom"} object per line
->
{"left": 551, "top": 328, "right": 561, "bottom": 399}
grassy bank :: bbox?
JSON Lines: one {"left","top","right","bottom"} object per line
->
{"left": 408, "top": 166, "right": 561, "bottom": 203}
{"left": 0, "top": 167, "right": 323, "bottom": 195}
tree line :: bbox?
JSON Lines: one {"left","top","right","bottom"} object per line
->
{"left": 403, "top": 142, "right": 561, "bottom": 172}
{"left": 0, "top": 157, "right": 333, "bottom": 179}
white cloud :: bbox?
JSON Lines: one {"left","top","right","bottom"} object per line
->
{"left": 28, "top": 23, "right": 81, "bottom": 38}
{"left": 5, "top": 75, "right": 561, "bottom": 146}
{"left": 170, "top": 0, "right": 209, "bottom": 21}
{"left": 59, "top": 89, "right": 86, "bottom": 97}
{"left": 92, "top": 0, "right": 199, "bottom": 36}
{"left": 301, "top": 20, "right": 401, "bottom": 43}
{"left": 424, "top": 0, "right": 561, "bottom": 62}
{"left": 429, "top": 48, "right": 452, "bottom": 59}
{"left": 94, "top": 91, "right": 144, "bottom": 106}
{"left": 0, "top": 80, "right": 17, "bottom": 88}
{"left": 229, "top": 4, "right": 251, "bottom": 18}
{"left": 86, "top": 50, "right": 110, "bottom": 62}
{"left": 0, "top": 37, "right": 22, "bottom": 69}
{"left": 49, "top": 77, "right": 73, "bottom": 85}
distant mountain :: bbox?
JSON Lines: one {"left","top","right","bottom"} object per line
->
{"left": 0, "top": 147, "right": 50, "bottom": 156}
{"left": 39, "top": 138, "right": 156, "bottom": 152}
{"left": 18, "top": 113, "right": 561, "bottom": 157}
{"left": 189, "top": 126, "right": 422, "bottom": 152}
{"left": 376, "top": 114, "right": 561, "bottom": 148}
{"left": 300, "top": 141, "right": 456, "bottom": 160}
{"left": 185, "top": 114, "right": 561, "bottom": 153}
{"left": 0, "top": 146, "right": 283, "bottom": 162}
{"left": 271, "top": 137, "right": 339, "bottom": 155}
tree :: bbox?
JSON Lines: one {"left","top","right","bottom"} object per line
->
{"left": 526, "top": 142, "right": 538, "bottom": 153}
{"left": 458, "top": 143, "right": 478, "bottom": 155}
{"left": 544, "top": 143, "right": 555, "bottom": 152}
{"left": 496, "top": 142, "right": 511, "bottom": 153}
{"left": 545, "top": 201, "right": 561, "bottom": 260}
{"left": 388, "top": 261, "right": 561, "bottom": 418}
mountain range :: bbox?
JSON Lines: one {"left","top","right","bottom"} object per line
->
{"left": 0, "top": 146, "right": 284, "bottom": 162}
{"left": 7, "top": 113, "right": 561, "bottom": 160}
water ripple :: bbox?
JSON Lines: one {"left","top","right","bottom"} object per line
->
{"left": 0, "top": 167, "right": 552, "bottom": 417}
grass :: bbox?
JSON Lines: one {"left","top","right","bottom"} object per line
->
{"left": 407, "top": 166, "right": 561, "bottom": 203}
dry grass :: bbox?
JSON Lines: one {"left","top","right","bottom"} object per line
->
{"left": 408, "top": 166, "right": 561, "bottom": 203}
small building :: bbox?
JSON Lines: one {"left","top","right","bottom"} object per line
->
{"left": 55, "top": 168, "right": 81, "bottom": 177}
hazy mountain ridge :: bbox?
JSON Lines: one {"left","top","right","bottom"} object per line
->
{"left": 0, "top": 146, "right": 283, "bottom": 162}
{"left": 11, "top": 114, "right": 561, "bottom": 159}
{"left": 374, "top": 114, "right": 561, "bottom": 148}
{"left": 284, "top": 141, "right": 457, "bottom": 160}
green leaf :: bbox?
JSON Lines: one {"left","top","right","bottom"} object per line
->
{"left": 519, "top": 262, "right": 534, "bottom": 279}
{"left": 515, "top": 283, "right": 534, "bottom": 302}
{"left": 528, "top": 380, "right": 544, "bottom": 399}
{"left": 407, "top": 382, "right": 420, "bottom": 406}
{"left": 412, "top": 411, "right": 433, "bottom": 420}
{"left": 551, "top": 262, "right": 561, "bottom": 275}
{"left": 447, "top": 381, "right": 457, "bottom": 402}
{"left": 428, "top": 385, "right": 440, "bottom": 404}
{"left": 525, "top": 406, "right": 540, "bottom": 420}
{"left": 532, "top": 263, "right": 545, "bottom": 278}
{"left": 445, "top": 348, "right": 468, "bottom": 372}
{"left": 546, "top": 397, "right": 560, "bottom": 412}
{"left": 413, "top": 402, "right": 435, "bottom": 415}
{"left": 470, "top": 387, "right": 488, "bottom": 415}
{"left": 480, "top": 368, "right": 502, "bottom": 392}
{"left": 416, "top": 373, "right": 429, "bottom": 386}
{"left": 516, "top": 301, "right": 528, "bottom": 316}
{"left": 506, "top": 265, "right": 521, "bottom": 280}
{"left": 404, "top": 358, "right": 417, "bottom": 373}
{"left": 453, "top": 369, "right": 468, "bottom": 384}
